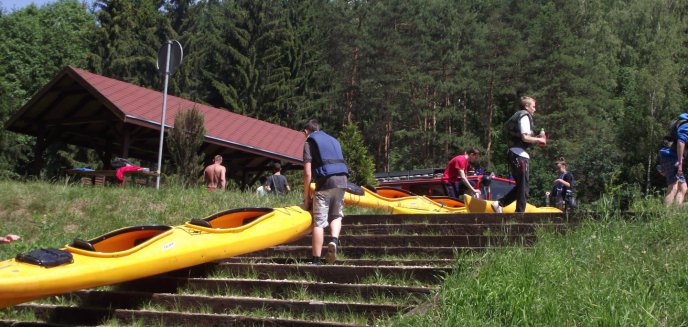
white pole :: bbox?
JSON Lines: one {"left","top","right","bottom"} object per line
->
{"left": 155, "top": 41, "right": 172, "bottom": 190}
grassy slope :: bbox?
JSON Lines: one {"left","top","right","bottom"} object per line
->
{"left": 1, "top": 181, "right": 686, "bottom": 325}
{"left": 393, "top": 201, "right": 688, "bottom": 326}
{"left": 0, "top": 180, "right": 375, "bottom": 259}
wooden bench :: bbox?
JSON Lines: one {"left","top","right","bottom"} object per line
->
{"left": 65, "top": 169, "right": 160, "bottom": 188}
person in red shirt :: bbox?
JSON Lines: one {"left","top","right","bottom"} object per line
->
{"left": 442, "top": 147, "right": 482, "bottom": 198}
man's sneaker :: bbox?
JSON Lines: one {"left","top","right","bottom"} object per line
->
{"left": 491, "top": 201, "right": 503, "bottom": 213}
{"left": 308, "top": 257, "right": 322, "bottom": 265}
{"left": 326, "top": 238, "right": 339, "bottom": 264}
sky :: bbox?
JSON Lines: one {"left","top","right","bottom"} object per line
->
{"left": 1, "top": 0, "right": 55, "bottom": 11}
{"left": 1, "top": 0, "right": 92, "bottom": 12}
{"left": 0, "top": 0, "right": 54, "bottom": 10}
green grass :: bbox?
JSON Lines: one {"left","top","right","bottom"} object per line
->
{"left": 0, "top": 180, "right": 376, "bottom": 259}
{"left": 0, "top": 308, "right": 38, "bottom": 322}
{"left": 360, "top": 270, "right": 429, "bottom": 288}
{"left": 2, "top": 180, "right": 687, "bottom": 326}
{"left": 392, "top": 199, "right": 688, "bottom": 326}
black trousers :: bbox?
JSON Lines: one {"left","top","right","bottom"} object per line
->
{"left": 444, "top": 182, "right": 468, "bottom": 198}
{"left": 498, "top": 151, "right": 529, "bottom": 212}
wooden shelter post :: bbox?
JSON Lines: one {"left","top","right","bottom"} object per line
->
{"left": 31, "top": 130, "right": 47, "bottom": 177}
{"left": 121, "top": 128, "right": 130, "bottom": 158}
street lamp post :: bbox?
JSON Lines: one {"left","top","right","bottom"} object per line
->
{"left": 155, "top": 40, "right": 183, "bottom": 190}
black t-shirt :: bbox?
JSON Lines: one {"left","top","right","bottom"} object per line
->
{"left": 552, "top": 171, "right": 574, "bottom": 198}
{"left": 268, "top": 174, "right": 289, "bottom": 195}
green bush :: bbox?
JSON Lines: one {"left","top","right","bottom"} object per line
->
{"left": 166, "top": 106, "right": 206, "bottom": 188}
{"left": 339, "top": 123, "right": 376, "bottom": 187}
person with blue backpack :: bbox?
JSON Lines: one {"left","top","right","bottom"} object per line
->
{"left": 658, "top": 113, "right": 688, "bottom": 206}
{"left": 302, "top": 119, "right": 349, "bottom": 265}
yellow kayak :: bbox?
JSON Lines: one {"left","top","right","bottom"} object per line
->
{"left": 0, "top": 206, "right": 311, "bottom": 309}
{"left": 390, "top": 205, "right": 467, "bottom": 214}
{"left": 337, "top": 184, "right": 464, "bottom": 214}
{"left": 374, "top": 186, "right": 418, "bottom": 198}
{"left": 426, "top": 196, "right": 465, "bottom": 208}
{"left": 463, "top": 195, "right": 562, "bottom": 213}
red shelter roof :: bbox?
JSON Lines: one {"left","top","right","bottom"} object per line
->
{"left": 5, "top": 66, "right": 306, "bottom": 183}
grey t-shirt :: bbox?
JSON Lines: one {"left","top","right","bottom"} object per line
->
{"left": 303, "top": 141, "right": 348, "bottom": 191}
{"left": 268, "top": 174, "right": 289, "bottom": 195}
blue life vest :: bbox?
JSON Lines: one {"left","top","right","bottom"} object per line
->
{"left": 307, "top": 131, "right": 349, "bottom": 179}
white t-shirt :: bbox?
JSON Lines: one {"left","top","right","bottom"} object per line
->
{"left": 256, "top": 186, "right": 267, "bottom": 197}
{"left": 509, "top": 115, "right": 532, "bottom": 159}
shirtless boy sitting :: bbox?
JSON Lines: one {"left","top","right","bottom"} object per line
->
{"left": 204, "top": 155, "right": 226, "bottom": 192}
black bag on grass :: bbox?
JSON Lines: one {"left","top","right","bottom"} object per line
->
{"left": 16, "top": 248, "right": 73, "bottom": 268}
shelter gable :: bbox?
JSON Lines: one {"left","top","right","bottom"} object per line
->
{"left": 5, "top": 66, "right": 305, "bottom": 186}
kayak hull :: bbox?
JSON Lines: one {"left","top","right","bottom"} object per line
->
{"left": 0, "top": 206, "right": 311, "bottom": 308}
{"left": 463, "top": 195, "right": 562, "bottom": 213}
{"left": 341, "top": 186, "right": 464, "bottom": 213}
{"left": 391, "top": 206, "right": 467, "bottom": 214}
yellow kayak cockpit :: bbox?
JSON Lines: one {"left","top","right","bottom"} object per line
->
{"left": 66, "top": 225, "right": 173, "bottom": 257}
{"left": 187, "top": 207, "right": 273, "bottom": 231}
{"left": 427, "top": 196, "right": 465, "bottom": 208}
{"left": 373, "top": 186, "right": 418, "bottom": 198}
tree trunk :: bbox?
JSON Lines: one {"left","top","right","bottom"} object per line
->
{"left": 485, "top": 71, "right": 495, "bottom": 166}
{"left": 345, "top": 46, "right": 360, "bottom": 124}
{"left": 645, "top": 90, "right": 657, "bottom": 196}
{"left": 384, "top": 118, "right": 392, "bottom": 172}
{"left": 462, "top": 91, "right": 468, "bottom": 137}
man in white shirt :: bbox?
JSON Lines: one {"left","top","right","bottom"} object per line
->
{"left": 492, "top": 96, "right": 547, "bottom": 213}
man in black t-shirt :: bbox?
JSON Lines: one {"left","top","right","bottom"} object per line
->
{"left": 268, "top": 162, "right": 291, "bottom": 195}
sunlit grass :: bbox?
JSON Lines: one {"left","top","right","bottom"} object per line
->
{"left": 0, "top": 180, "right": 378, "bottom": 260}
{"left": 101, "top": 316, "right": 168, "bottom": 327}
{"left": 4, "top": 180, "right": 684, "bottom": 326}
{"left": 0, "top": 308, "right": 38, "bottom": 322}
{"left": 392, "top": 198, "right": 688, "bottom": 326}
{"left": 360, "top": 270, "right": 429, "bottom": 287}
{"left": 228, "top": 307, "right": 371, "bottom": 326}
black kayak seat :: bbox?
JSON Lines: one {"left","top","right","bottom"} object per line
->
{"left": 190, "top": 219, "right": 212, "bottom": 228}
{"left": 71, "top": 238, "right": 96, "bottom": 251}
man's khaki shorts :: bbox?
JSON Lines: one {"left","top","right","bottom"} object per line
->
{"left": 313, "top": 188, "right": 345, "bottom": 228}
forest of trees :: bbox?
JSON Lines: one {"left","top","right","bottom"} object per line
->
{"left": 0, "top": 0, "right": 686, "bottom": 204}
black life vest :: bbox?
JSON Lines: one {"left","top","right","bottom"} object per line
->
{"left": 307, "top": 131, "right": 349, "bottom": 179}
{"left": 505, "top": 110, "right": 535, "bottom": 149}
